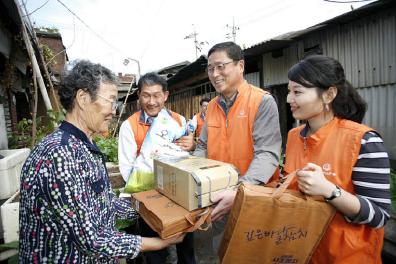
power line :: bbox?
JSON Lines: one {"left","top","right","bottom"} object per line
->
{"left": 226, "top": 17, "right": 240, "bottom": 43}
{"left": 55, "top": 0, "right": 127, "bottom": 58}
{"left": 237, "top": 0, "right": 290, "bottom": 26}
{"left": 139, "top": 0, "right": 165, "bottom": 60}
{"left": 28, "top": 17, "right": 84, "bottom": 30}
{"left": 22, "top": 0, "right": 50, "bottom": 17}
{"left": 238, "top": 1, "right": 292, "bottom": 27}
{"left": 23, "top": 0, "right": 77, "bottom": 66}
{"left": 184, "top": 24, "right": 208, "bottom": 59}
{"left": 45, "top": 16, "right": 76, "bottom": 67}
{"left": 323, "top": 0, "right": 372, "bottom": 3}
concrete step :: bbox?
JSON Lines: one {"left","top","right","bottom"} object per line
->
{"left": 109, "top": 172, "right": 125, "bottom": 189}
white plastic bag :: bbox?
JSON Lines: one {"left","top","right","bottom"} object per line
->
{"left": 125, "top": 109, "right": 190, "bottom": 193}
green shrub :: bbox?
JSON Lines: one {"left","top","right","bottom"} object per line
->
{"left": 94, "top": 136, "right": 118, "bottom": 163}
{"left": 391, "top": 169, "right": 396, "bottom": 213}
{"left": 0, "top": 241, "right": 18, "bottom": 263}
{"left": 115, "top": 219, "right": 136, "bottom": 231}
{"left": 8, "top": 109, "right": 65, "bottom": 149}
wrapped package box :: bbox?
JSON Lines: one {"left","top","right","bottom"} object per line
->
{"left": 154, "top": 156, "right": 239, "bottom": 211}
{"left": 131, "top": 189, "right": 211, "bottom": 239}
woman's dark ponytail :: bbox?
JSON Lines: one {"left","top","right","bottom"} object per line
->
{"left": 288, "top": 55, "right": 367, "bottom": 123}
{"left": 332, "top": 80, "right": 367, "bottom": 123}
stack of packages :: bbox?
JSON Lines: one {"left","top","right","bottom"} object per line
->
{"left": 131, "top": 156, "right": 239, "bottom": 238}
{"left": 125, "top": 109, "right": 239, "bottom": 239}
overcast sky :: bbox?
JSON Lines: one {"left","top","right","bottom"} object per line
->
{"left": 24, "top": 0, "right": 375, "bottom": 76}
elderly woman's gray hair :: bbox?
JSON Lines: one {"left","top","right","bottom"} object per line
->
{"left": 59, "top": 60, "right": 118, "bottom": 111}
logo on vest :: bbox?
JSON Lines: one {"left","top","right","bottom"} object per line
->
{"left": 322, "top": 163, "right": 336, "bottom": 176}
{"left": 237, "top": 109, "right": 247, "bottom": 118}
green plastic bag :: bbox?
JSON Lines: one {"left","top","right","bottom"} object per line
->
{"left": 124, "top": 170, "right": 155, "bottom": 193}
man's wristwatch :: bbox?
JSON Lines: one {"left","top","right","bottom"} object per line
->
{"left": 325, "top": 185, "right": 341, "bottom": 202}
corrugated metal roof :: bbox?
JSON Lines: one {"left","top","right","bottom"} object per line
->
{"left": 245, "top": 25, "right": 325, "bottom": 56}
{"left": 245, "top": 0, "right": 394, "bottom": 56}
{"left": 167, "top": 55, "right": 207, "bottom": 87}
{"left": 167, "top": 0, "right": 395, "bottom": 90}
{"left": 157, "top": 61, "right": 190, "bottom": 74}
{"left": 262, "top": 7, "right": 396, "bottom": 88}
{"left": 318, "top": 10, "right": 396, "bottom": 88}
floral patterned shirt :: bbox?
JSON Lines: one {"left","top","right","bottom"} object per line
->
{"left": 19, "top": 121, "right": 142, "bottom": 263}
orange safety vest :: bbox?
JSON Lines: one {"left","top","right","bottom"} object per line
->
{"left": 206, "top": 82, "right": 267, "bottom": 176}
{"left": 128, "top": 110, "right": 183, "bottom": 154}
{"left": 284, "top": 117, "right": 384, "bottom": 264}
{"left": 194, "top": 112, "right": 205, "bottom": 137}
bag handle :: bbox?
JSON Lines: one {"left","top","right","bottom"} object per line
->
{"left": 185, "top": 207, "right": 213, "bottom": 232}
{"left": 271, "top": 170, "right": 297, "bottom": 199}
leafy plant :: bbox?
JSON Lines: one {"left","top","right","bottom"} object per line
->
{"left": 8, "top": 109, "right": 65, "bottom": 149}
{"left": 115, "top": 219, "right": 136, "bottom": 231}
{"left": 94, "top": 136, "right": 119, "bottom": 163}
{"left": 35, "top": 26, "right": 59, "bottom": 34}
{"left": 279, "top": 150, "right": 285, "bottom": 171}
{"left": 40, "top": 44, "right": 57, "bottom": 66}
{"left": 390, "top": 169, "right": 396, "bottom": 214}
{"left": 0, "top": 241, "right": 18, "bottom": 263}
{"left": 0, "top": 241, "right": 18, "bottom": 252}
{"left": 8, "top": 255, "right": 18, "bottom": 264}
{"left": 112, "top": 188, "right": 136, "bottom": 231}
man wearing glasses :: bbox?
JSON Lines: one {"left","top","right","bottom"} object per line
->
{"left": 193, "top": 41, "right": 282, "bottom": 251}
{"left": 118, "top": 72, "right": 196, "bottom": 264}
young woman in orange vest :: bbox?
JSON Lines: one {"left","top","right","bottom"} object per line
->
{"left": 285, "top": 55, "right": 390, "bottom": 263}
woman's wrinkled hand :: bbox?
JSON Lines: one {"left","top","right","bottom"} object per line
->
{"left": 141, "top": 233, "right": 186, "bottom": 252}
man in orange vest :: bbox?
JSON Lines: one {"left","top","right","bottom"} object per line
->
{"left": 118, "top": 72, "right": 196, "bottom": 264}
{"left": 193, "top": 42, "right": 282, "bottom": 250}
{"left": 189, "top": 97, "right": 210, "bottom": 138}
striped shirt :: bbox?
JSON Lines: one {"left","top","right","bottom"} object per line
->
{"left": 348, "top": 131, "right": 391, "bottom": 228}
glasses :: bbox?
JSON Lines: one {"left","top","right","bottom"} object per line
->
{"left": 139, "top": 93, "right": 164, "bottom": 101}
{"left": 207, "top": 61, "right": 234, "bottom": 75}
{"left": 96, "top": 94, "right": 118, "bottom": 111}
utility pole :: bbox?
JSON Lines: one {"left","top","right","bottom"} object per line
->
{"left": 184, "top": 24, "right": 208, "bottom": 59}
{"left": 16, "top": 1, "right": 53, "bottom": 113}
{"left": 226, "top": 17, "right": 240, "bottom": 43}
{"left": 113, "top": 57, "right": 140, "bottom": 138}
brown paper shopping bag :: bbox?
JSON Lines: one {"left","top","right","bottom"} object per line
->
{"left": 219, "top": 172, "right": 336, "bottom": 264}
{"left": 132, "top": 189, "right": 212, "bottom": 239}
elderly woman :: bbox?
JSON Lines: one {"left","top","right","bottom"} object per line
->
{"left": 19, "top": 60, "right": 184, "bottom": 263}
